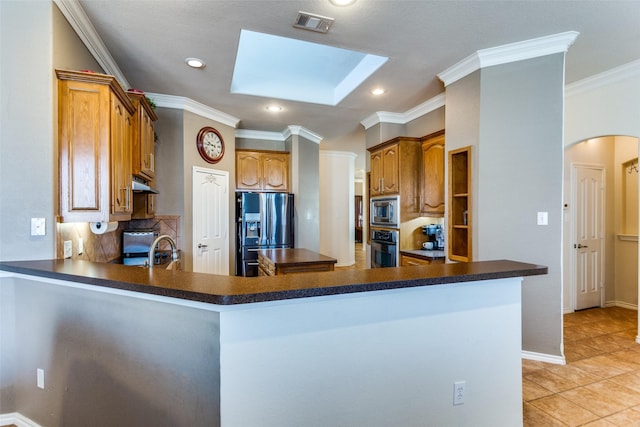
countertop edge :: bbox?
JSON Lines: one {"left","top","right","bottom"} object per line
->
{"left": 399, "top": 249, "right": 446, "bottom": 260}
{"left": 0, "top": 259, "right": 548, "bottom": 305}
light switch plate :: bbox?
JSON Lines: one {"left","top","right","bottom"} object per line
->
{"left": 537, "top": 212, "right": 548, "bottom": 226}
{"left": 31, "top": 217, "right": 46, "bottom": 236}
{"left": 37, "top": 368, "right": 45, "bottom": 389}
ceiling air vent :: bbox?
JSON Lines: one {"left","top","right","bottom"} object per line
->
{"left": 293, "top": 11, "right": 334, "bottom": 33}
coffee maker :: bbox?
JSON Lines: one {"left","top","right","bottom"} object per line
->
{"left": 422, "top": 224, "right": 444, "bottom": 250}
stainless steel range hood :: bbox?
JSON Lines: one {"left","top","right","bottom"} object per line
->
{"left": 132, "top": 180, "right": 159, "bottom": 194}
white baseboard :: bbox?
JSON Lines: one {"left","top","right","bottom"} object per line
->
{"left": 564, "top": 301, "right": 638, "bottom": 314}
{"left": 605, "top": 300, "right": 638, "bottom": 310}
{"left": 522, "top": 350, "right": 566, "bottom": 365}
{"left": 0, "top": 412, "right": 42, "bottom": 427}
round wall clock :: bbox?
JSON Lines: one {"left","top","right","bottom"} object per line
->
{"left": 196, "top": 126, "right": 225, "bottom": 164}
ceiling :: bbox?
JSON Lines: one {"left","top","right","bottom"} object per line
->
{"left": 73, "top": 0, "right": 640, "bottom": 147}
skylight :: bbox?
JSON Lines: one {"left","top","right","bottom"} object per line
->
{"left": 231, "top": 30, "right": 388, "bottom": 106}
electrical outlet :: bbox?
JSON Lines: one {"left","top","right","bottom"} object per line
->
{"left": 78, "top": 238, "right": 83, "bottom": 255}
{"left": 63, "top": 240, "right": 72, "bottom": 258}
{"left": 31, "top": 217, "right": 46, "bottom": 236}
{"left": 37, "top": 368, "right": 45, "bottom": 389}
{"left": 453, "top": 381, "right": 465, "bottom": 405}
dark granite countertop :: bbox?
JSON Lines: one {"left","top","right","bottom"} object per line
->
{"left": 0, "top": 259, "right": 547, "bottom": 305}
{"left": 400, "top": 249, "right": 446, "bottom": 261}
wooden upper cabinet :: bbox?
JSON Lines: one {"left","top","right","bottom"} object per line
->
{"left": 236, "top": 150, "right": 289, "bottom": 192}
{"left": 369, "top": 150, "right": 383, "bottom": 195}
{"left": 236, "top": 151, "right": 262, "bottom": 190}
{"left": 262, "top": 152, "right": 289, "bottom": 191}
{"left": 111, "top": 95, "right": 133, "bottom": 217}
{"left": 369, "top": 143, "right": 400, "bottom": 196}
{"left": 368, "top": 137, "right": 421, "bottom": 226}
{"left": 420, "top": 131, "right": 445, "bottom": 216}
{"left": 128, "top": 92, "right": 157, "bottom": 181}
{"left": 57, "top": 69, "right": 135, "bottom": 223}
{"left": 381, "top": 145, "right": 399, "bottom": 194}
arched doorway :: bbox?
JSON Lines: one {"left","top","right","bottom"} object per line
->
{"left": 563, "top": 135, "right": 639, "bottom": 312}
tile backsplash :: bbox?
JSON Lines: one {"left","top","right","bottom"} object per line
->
{"left": 56, "top": 216, "right": 181, "bottom": 262}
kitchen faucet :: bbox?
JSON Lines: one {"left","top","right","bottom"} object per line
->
{"left": 147, "top": 235, "right": 179, "bottom": 268}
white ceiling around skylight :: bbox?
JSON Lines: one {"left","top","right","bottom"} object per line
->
{"left": 231, "top": 29, "right": 388, "bottom": 106}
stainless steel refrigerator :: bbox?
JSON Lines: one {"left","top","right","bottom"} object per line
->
{"left": 236, "top": 192, "right": 295, "bottom": 276}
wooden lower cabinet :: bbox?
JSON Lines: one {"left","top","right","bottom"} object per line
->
{"left": 400, "top": 253, "right": 445, "bottom": 266}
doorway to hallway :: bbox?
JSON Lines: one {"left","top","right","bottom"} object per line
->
{"left": 563, "top": 136, "right": 639, "bottom": 313}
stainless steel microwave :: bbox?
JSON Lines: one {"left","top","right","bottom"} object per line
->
{"left": 370, "top": 195, "right": 400, "bottom": 228}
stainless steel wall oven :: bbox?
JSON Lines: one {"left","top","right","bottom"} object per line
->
{"left": 370, "top": 228, "right": 399, "bottom": 268}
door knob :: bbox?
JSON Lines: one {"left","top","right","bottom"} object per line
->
{"left": 198, "top": 243, "right": 208, "bottom": 249}
{"left": 575, "top": 243, "right": 589, "bottom": 248}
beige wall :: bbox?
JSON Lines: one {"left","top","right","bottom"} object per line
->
{"left": 181, "top": 111, "right": 236, "bottom": 273}
{"left": 614, "top": 136, "right": 639, "bottom": 307}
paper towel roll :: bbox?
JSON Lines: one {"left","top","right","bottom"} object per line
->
{"left": 90, "top": 221, "right": 118, "bottom": 235}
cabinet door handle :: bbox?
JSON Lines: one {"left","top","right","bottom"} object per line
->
{"left": 125, "top": 186, "right": 130, "bottom": 210}
{"left": 149, "top": 153, "right": 154, "bottom": 172}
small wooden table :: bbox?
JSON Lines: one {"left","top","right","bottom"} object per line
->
{"left": 257, "top": 248, "right": 337, "bottom": 276}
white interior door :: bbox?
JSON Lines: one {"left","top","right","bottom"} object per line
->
{"left": 573, "top": 164, "right": 605, "bottom": 310}
{"left": 193, "top": 167, "right": 229, "bottom": 275}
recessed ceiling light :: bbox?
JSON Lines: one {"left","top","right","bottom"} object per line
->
{"left": 329, "top": 0, "right": 356, "bottom": 6}
{"left": 370, "top": 87, "right": 386, "bottom": 95}
{"left": 185, "top": 57, "right": 206, "bottom": 69}
{"left": 266, "top": 105, "right": 283, "bottom": 112}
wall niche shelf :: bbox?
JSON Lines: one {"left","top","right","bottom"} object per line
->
{"left": 448, "top": 146, "right": 472, "bottom": 262}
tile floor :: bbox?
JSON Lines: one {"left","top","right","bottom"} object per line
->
{"left": 523, "top": 306, "right": 640, "bottom": 426}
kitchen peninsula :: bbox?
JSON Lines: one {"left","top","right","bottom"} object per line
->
{"left": 0, "top": 259, "right": 546, "bottom": 426}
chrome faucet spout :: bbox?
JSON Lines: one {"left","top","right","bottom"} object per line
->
{"left": 148, "top": 235, "right": 178, "bottom": 268}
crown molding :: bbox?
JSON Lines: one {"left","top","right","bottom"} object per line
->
{"left": 146, "top": 93, "right": 240, "bottom": 128}
{"left": 404, "top": 93, "right": 446, "bottom": 123}
{"left": 235, "top": 129, "right": 285, "bottom": 141}
{"left": 283, "top": 125, "right": 323, "bottom": 144}
{"left": 360, "top": 93, "right": 445, "bottom": 130}
{"left": 565, "top": 59, "right": 640, "bottom": 98}
{"left": 360, "top": 112, "right": 404, "bottom": 130}
{"left": 53, "top": 0, "right": 130, "bottom": 89}
{"left": 438, "top": 31, "right": 580, "bottom": 87}
{"left": 319, "top": 150, "right": 358, "bottom": 159}
{"left": 235, "top": 126, "right": 323, "bottom": 143}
